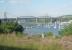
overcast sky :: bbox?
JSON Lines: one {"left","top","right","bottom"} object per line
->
{"left": 0, "top": 0, "right": 72, "bottom": 18}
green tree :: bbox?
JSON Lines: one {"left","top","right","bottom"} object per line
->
{"left": 15, "top": 24, "right": 24, "bottom": 33}
{"left": 0, "top": 22, "right": 24, "bottom": 34}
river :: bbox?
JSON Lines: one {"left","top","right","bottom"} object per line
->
{"left": 24, "top": 23, "right": 61, "bottom": 35}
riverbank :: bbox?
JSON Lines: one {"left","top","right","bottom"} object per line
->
{"left": 0, "top": 34, "right": 72, "bottom": 50}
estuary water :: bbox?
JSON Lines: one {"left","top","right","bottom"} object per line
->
{"left": 24, "top": 23, "right": 61, "bottom": 35}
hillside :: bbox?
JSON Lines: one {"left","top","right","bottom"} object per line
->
{"left": 57, "top": 15, "right": 72, "bottom": 22}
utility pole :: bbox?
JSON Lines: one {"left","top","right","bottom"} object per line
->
{"left": 4, "top": 12, "right": 8, "bottom": 22}
{"left": 16, "top": 17, "right": 18, "bottom": 23}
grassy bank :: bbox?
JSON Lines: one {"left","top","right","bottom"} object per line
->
{"left": 0, "top": 34, "right": 72, "bottom": 50}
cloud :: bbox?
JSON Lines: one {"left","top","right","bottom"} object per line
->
{"left": 8, "top": 0, "right": 31, "bottom": 4}
{"left": 0, "top": 0, "right": 5, "bottom": 3}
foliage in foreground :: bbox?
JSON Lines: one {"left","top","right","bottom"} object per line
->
{"left": 59, "top": 23, "right": 72, "bottom": 36}
{"left": 0, "top": 20, "right": 24, "bottom": 34}
{"left": 0, "top": 34, "right": 65, "bottom": 50}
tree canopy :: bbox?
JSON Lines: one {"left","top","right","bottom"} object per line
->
{"left": 59, "top": 23, "right": 72, "bottom": 36}
{"left": 0, "top": 21, "right": 24, "bottom": 34}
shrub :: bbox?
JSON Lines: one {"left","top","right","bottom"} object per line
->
{"left": 45, "top": 32, "right": 53, "bottom": 37}
{"left": 0, "top": 21, "right": 24, "bottom": 34}
{"left": 15, "top": 24, "right": 24, "bottom": 33}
